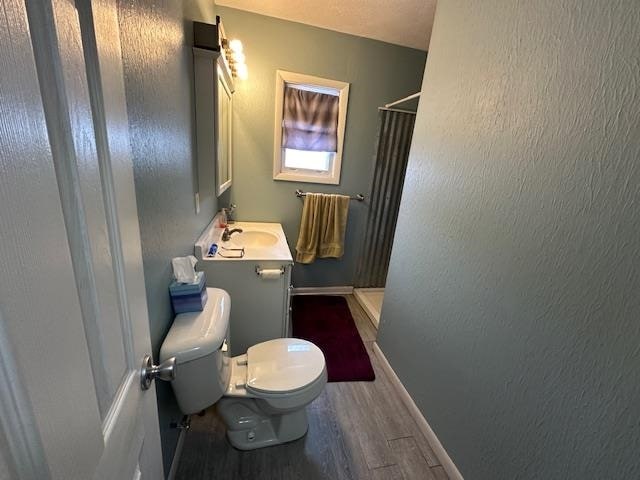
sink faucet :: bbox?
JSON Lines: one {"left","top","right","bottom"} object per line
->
{"left": 222, "top": 227, "right": 243, "bottom": 241}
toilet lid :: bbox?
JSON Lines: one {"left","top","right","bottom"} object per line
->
{"left": 246, "top": 338, "right": 325, "bottom": 394}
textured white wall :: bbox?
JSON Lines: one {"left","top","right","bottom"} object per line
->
{"left": 378, "top": 1, "right": 640, "bottom": 478}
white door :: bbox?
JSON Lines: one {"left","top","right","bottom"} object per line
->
{"left": 0, "top": 0, "right": 163, "bottom": 479}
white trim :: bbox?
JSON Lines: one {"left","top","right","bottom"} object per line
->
{"left": 193, "top": 47, "right": 234, "bottom": 199}
{"left": 166, "top": 422, "right": 189, "bottom": 480}
{"left": 373, "top": 342, "right": 464, "bottom": 480}
{"left": 291, "top": 286, "right": 354, "bottom": 296}
{"left": 287, "top": 83, "right": 339, "bottom": 96}
{"left": 216, "top": 64, "right": 233, "bottom": 196}
{"left": 273, "top": 70, "right": 349, "bottom": 185}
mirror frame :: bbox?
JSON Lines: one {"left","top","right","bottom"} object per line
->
{"left": 193, "top": 46, "right": 235, "bottom": 200}
{"left": 215, "top": 55, "right": 233, "bottom": 196}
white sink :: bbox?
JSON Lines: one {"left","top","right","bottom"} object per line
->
{"left": 195, "top": 221, "right": 293, "bottom": 262}
{"left": 229, "top": 230, "right": 279, "bottom": 248}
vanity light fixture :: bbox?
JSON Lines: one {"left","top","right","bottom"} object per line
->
{"left": 235, "top": 63, "right": 248, "bottom": 80}
{"left": 223, "top": 37, "right": 248, "bottom": 80}
{"left": 229, "top": 39, "right": 243, "bottom": 53}
{"left": 193, "top": 17, "right": 248, "bottom": 80}
{"left": 231, "top": 51, "right": 245, "bottom": 64}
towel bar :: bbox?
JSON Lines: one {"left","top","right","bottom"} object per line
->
{"left": 295, "top": 189, "right": 364, "bottom": 202}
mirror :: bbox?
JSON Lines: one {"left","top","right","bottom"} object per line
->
{"left": 216, "top": 61, "right": 232, "bottom": 196}
{"left": 193, "top": 35, "right": 234, "bottom": 200}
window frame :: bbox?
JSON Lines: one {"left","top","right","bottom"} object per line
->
{"left": 273, "top": 70, "right": 349, "bottom": 185}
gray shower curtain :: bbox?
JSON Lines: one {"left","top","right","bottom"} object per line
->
{"left": 355, "top": 109, "right": 416, "bottom": 288}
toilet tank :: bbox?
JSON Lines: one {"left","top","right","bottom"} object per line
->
{"left": 160, "top": 288, "right": 232, "bottom": 414}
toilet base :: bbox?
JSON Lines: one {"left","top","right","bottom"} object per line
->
{"left": 216, "top": 397, "right": 309, "bottom": 450}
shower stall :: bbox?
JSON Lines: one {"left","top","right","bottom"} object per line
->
{"left": 354, "top": 93, "right": 418, "bottom": 327}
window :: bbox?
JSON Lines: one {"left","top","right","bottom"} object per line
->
{"left": 273, "top": 70, "right": 349, "bottom": 184}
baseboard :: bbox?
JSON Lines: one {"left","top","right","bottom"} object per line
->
{"left": 372, "top": 342, "right": 464, "bottom": 480}
{"left": 166, "top": 419, "right": 189, "bottom": 480}
{"left": 291, "top": 286, "right": 354, "bottom": 295}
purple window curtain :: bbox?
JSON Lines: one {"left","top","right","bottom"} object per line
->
{"left": 282, "top": 85, "right": 339, "bottom": 152}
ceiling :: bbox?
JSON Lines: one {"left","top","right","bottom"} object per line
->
{"left": 215, "top": 0, "right": 437, "bottom": 51}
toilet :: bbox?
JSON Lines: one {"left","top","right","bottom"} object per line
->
{"left": 159, "top": 287, "right": 327, "bottom": 450}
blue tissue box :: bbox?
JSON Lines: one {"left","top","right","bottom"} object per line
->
{"left": 169, "top": 271, "right": 207, "bottom": 313}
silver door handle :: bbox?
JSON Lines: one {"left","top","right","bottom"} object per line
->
{"left": 140, "top": 354, "right": 176, "bottom": 390}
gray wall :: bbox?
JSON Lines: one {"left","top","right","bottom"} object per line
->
{"left": 217, "top": 7, "right": 426, "bottom": 287}
{"left": 117, "top": 0, "right": 225, "bottom": 474}
{"left": 113, "top": 1, "right": 422, "bottom": 472}
{"left": 378, "top": 1, "right": 640, "bottom": 479}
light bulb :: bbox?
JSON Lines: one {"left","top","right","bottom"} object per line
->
{"left": 229, "top": 39, "right": 243, "bottom": 53}
{"left": 236, "top": 63, "right": 248, "bottom": 80}
{"left": 231, "top": 51, "right": 245, "bottom": 64}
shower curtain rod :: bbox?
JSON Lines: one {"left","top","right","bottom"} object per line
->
{"left": 377, "top": 107, "right": 417, "bottom": 115}
{"left": 384, "top": 91, "right": 421, "bottom": 108}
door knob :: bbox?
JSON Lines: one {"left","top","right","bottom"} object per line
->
{"left": 140, "top": 354, "right": 176, "bottom": 390}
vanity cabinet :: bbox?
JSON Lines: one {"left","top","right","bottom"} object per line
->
{"left": 203, "top": 261, "right": 292, "bottom": 356}
{"left": 195, "top": 222, "right": 294, "bottom": 356}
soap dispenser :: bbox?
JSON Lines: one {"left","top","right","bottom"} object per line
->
{"left": 218, "top": 208, "right": 228, "bottom": 228}
{"left": 222, "top": 204, "right": 236, "bottom": 224}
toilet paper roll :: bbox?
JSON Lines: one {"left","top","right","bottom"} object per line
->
{"left": 257, "top": 268, "right": 283, "bottom": 280}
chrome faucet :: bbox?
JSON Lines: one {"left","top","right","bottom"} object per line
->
{"left": 221, "top": 227, "right": 243, "bottom": 241}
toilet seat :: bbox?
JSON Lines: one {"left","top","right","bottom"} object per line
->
{"left": 224, "top": 338, "right": 326, "bottom": 399}
{"left": 246, "top": 338, "right": 325, "bottom": 395}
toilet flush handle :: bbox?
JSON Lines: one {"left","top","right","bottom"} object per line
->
{"left": 140, "top": 354, "right": 176, "bottom": 391}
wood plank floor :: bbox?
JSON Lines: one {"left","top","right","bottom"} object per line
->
{"left": 175, "top": 295, "right": 448, "bottom": 480}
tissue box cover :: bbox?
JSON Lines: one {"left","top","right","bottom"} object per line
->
{"left": 169, "top": 271, "right": 207, "bottom": 313}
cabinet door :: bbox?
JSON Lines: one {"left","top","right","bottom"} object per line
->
{"left": 193, "top": 47, "right": 234, "bottom": 199}
{"left": 203, "top": 262, "right": 289, "bottom": 355}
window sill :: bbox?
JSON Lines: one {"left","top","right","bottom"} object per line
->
{"left": 273, "top": 171, "right": 340, "bottom": 185}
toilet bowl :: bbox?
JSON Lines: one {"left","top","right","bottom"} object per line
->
{"left": 159, "top": 288, "right": 327, "bottom": 450}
